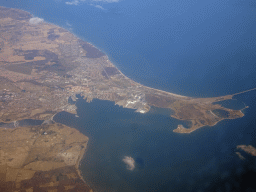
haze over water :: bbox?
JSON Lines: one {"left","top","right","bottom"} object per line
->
{"left": 2, "top": 0, "right": 256, "bottom": 97}
{"left": 1, "top": 0, "right": 256, "bottom": 191}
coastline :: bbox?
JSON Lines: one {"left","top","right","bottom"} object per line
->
{"left": 2, "top": 6, "right": 254, "bottom": 100}
{"left": 0, "top": 6, "right": 208, "bottom": 99}
{"left": 1, "top": 3, "right": 256, "bottom": 192}
{"left": 0, "top": 6, "right": 254, "bottom": 136}
{"left": 173, "top": 109, "right": 245, "bottom": 134}
{"left": 75, "top": 140, "right": 93, "bottom": 191}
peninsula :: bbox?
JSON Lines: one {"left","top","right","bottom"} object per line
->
{"left": 0, "top": 6, "right": 249, "bottom": 133}
{"left": 0, "top": 5, "right": 253, "bottom": 191}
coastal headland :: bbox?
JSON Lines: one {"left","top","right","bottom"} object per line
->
{"left": 0, "top": 6, "right": 254, "bottom": 191}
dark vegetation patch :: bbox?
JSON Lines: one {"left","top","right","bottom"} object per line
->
{"left": 102, "top": 71, "right": 109, "bottom": 79}
{"left": 145, "top": 94, "right": 176, "bottom": 108}
{"left": 182, "top": 120, "right": 193, "bottom": 128}
{"left": 63, "top": 74, "right": 72, "bottom": 78}
{"left": 10, "top": 49, "right": 71, "bottom": 75}
{"left": 1, "top": 24, "right": 16, "bottom": 28}
{"left": 112, "top": 79, "right": 131, "bottom": 88}
{"left": 25, "top": 30, "right": 40, "bottom": 36}
{"left": 177, "top": 104, "right": 204, "bottom": 120}
{"left": 14, "top": 49, "right": 58, "bottom": 61}
{"left": 58, "top": 28, "right": 68, "bottom": 33}
{"left": 14, "top": 166, "right": 91, "bottom": 192}
{"left": 0, "top": 122, "right": 14, "bottom": 128}
{"left": 9, "top": 31, "right": 22, "bottom": 44}
{"left": 5, "top": 64, "right": 32, "bottom": 74}
{"left": 68, "top": 96, "right": 76, "bottom": 105}
{"left": 23, "top": 50, "right": 39, "bottom": 60}
{"left": 39, "top": 63, "right": 66, "bottom": 75}
{"left": 102, "top": 67, "right": 120, "bottom": 78}
{"left": 5, "top": 63, "right": 33, "bottom": 75}
{"left": 47, "top": 28, "right": 60, "bottom": 41}
{"left": 46, "top": 130, "right": 57, "bottom": 135}
{"left": 17, "top": 119, "right": 44, "bottom": 127}
{"left": 17, "top": 80, "right": 43, "bottom": 86}
{"left": 0, "top": 41, "right": 4, "bottom": 52}
{"left": 48, "top": 33, "right": 60, "bottom": 41}
{"left": 212, "top": 109, "right": 230, "bottom": 118}
{"left": 41, "top": 130, "right": 57, "bottom": 136}
{"left": 79, "top": 40, "right": 105, "bottom": 58}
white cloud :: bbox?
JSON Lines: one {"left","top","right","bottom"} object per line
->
{"left": 95, "top": 5, "right": 106, "bottom": 10}
{"left": 66, "top": 0, "right": 79, "bottom": 5}
{"left": 123, "top": 156, "right": 135, "bottom": 171}
{"left": 90, "top": 4, "right": 106, "bottom": 10}
{"left": 29, "top": 17, "right": 44, "bottom": 25}
{"left": 92, "top": 0, "right": 119, "bottom": 2}
{"left": 66, "top": 0, "right": 119, "bottom": 5}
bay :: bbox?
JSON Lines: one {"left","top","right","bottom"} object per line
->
{"left": 54, "top": 90, "right": 256, "bottom": 191}
{"left": 1, "top": 0, "right": 256, "bottom": 191}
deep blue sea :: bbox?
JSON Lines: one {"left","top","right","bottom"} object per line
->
{"left": 2, "top": 0, "right": 256, "bottom": 97}
{"left": 1, "top": 0, "right": 256, "bottom": 191}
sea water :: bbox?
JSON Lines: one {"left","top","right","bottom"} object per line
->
{"left": 1, "top": 0, "right": 256, "bottom": 191}
{"left": 1, "top": 0, "right": 256, "bottom": 97}
{"left": 53, "top": 91, "right": 256, "bottom": 191}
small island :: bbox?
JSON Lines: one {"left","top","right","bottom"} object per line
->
{"left": 236, "top": 145, "right": 256, "bottom": 160}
